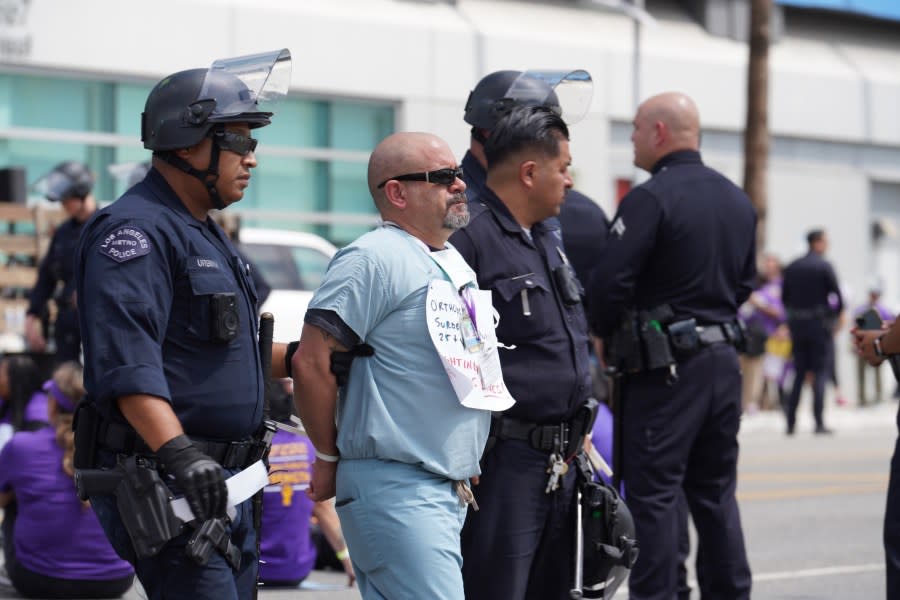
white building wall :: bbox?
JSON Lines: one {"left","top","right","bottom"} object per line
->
{"left": 5, "top": 0, "right": 900, "bottom": 399}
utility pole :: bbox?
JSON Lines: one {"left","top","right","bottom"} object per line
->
{"left": 744, "top": 0, "right": 772, "bottom": 254}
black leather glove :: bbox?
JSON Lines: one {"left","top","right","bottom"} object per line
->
{"left": 157, "top": 434, "right": 227, "bottom": 522}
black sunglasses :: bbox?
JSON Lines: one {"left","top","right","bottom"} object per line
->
{"left": 214, "top": 131, "right": 258, "bottom": 156}
{"left": 376, "top": 167, "right": 463, "bottom": 189}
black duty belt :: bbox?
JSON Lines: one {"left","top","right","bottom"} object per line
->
{"left": 696, "top": 324, "right": 728, "bottom": 345}
{"left": 786, "top": 307, "right": 829, "bottom": 321}
{"left": 490, "top": 414, "right": 571, "bottom": 453}
{"left": 98, "top": 419, "right": 260, "bottom": 470}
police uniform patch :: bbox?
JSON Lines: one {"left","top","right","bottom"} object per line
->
{"left": 99, "top": 226, "right": 151, "bottom": 263}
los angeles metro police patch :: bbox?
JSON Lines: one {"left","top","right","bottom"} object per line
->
{"left": 99, "top": 226, "right": 151, "bottom": 263}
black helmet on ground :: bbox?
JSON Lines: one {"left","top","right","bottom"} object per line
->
{"left": 571, "top": 454, "right": 639, "bottom": 600}
{"left": 34, "top": 161, "right": 94, "bottom": 202}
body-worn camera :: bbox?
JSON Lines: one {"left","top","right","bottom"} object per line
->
{"left": 552, "top": 263, "right": 583, "bottom": 306}
{"left": 210, "top": 293, "right": 239, "bottom": 343}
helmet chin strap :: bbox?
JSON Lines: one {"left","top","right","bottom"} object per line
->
{"left": 160, "top": 126, "right": 226, "bottom": 211}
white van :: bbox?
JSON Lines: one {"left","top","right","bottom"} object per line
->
{"left": 237, "top": 228, "right": 338, "bottom": 343}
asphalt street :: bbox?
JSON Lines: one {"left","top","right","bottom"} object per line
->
{"left": 1, "top": 397, "right": 896, "bottom": 599}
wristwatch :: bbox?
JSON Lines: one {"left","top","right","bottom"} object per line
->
{"left": 874, "top": 334, "right": 886, "bottom": 358}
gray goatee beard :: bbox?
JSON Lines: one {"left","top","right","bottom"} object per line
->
{"left": 443, "top": 194, "right": 470, "bottom": 230}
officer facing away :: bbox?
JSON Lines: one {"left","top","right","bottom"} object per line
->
{"left": 461, "top": 69, "right": 609, "bottom": 290}
{"left": 782, "top": 228, "right": 843, "bottom": 435}
{"left": 74, "top": 49, "right": 296, "bottom": 600}
{"left": 588, "top": 91, "right": 755, "bottom": 600}
{"left": 25, "top": 161, "right": 97, "bottom": 362}
{"left": 450, "top": 105, "right": 596, "bottom": 600}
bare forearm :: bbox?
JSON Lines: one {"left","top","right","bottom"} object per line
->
{"left": 313, "top": 501, "right": 347, "bottom": 552}
{"left": 293, "top": 370, "right": 339, "bottom": 454}
{"left": 292, "top": 323, "right": 345, "bottom": 455}
{"left": 117, "top": 394, "right": 184, "bottom": 451}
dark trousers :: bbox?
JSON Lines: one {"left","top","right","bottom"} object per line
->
{"left": 461, "top": 439, "right": 577, "bottom": 600}
{"left": 885, "top": 425, "right": 900, "bottom": 599}
{"left": 6, "top": 555, "right": 133, "bottom": 599}
{"left": 623, "top": 344, "right": 752, "bottom": 600}
{"left": 786, "top": 331, "right": 831, "bottom": 431}
{"left": 90, "top": 473, "right": 258, "bottom": 600}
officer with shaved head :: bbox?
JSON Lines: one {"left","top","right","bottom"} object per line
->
{"left": 588, "top": 91, "right": 755, "bottom": 599}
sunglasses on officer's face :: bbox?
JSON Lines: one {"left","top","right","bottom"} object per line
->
{"left": 376, "top": 167, "right": 464, "bottom": 189}
{"left": 214, "top": 131, "right": 258, "bottom": 156}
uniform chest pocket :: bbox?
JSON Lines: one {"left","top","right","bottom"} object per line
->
{"left": 187, "top": 268, "right": 241, "bottom": 344}
{"left": 491, "top": 273, "right": 553, "bottom": 342}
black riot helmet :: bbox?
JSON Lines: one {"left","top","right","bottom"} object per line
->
{"left": 464, "top": 69, "right": 593, "bottom": 135}
{"left": 140, "top": 49, "right": 291, "bottom": 208}
{"left": 33, "top": 161, "right": 94, "bottom": 202}
{"left": 574, "top": 456, "right": 639, "bottom": 599}
{"left": 464, "top": 70, "right": 554, "bottom": 130}
{"left": 142, "top": 69, "right": 273, "bottom": 152}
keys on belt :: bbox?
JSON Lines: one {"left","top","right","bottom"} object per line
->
{"left": 545, "top": 452, "right": 569, "bottom": 494}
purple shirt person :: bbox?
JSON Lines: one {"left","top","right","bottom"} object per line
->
{"left": 0, "top": 428, "right": 133, "bottom": 579}
{"left": 259, "top": 424, "right": 356, "bottom": 588}
{"left": 0, "top": 363, "right": 134, "bottom": 599}
{"left": 744, "top": 278, "right": 785, "bottom": 337}
{"left": 259, "top": 429, "right": 318, "bottom": 585}
{"left": 853, "top": 291, "right": 894, "bottom": 325}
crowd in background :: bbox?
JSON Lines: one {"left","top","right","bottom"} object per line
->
{"left": 738, "top": 249, "right": 897, "bottom": 419}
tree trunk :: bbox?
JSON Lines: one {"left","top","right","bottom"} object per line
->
{"left": 744, "top": 0, "right": 771, "bottom": 255}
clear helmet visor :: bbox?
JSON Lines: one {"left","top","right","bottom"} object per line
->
{"left": 198, "top": 48, "right": 292, "bottom": 118}
{"left": 505, "top": 69, "right": 593, "bottom": 125}
{"left": 31, "top": 170, "right": 74, "bottom": 201}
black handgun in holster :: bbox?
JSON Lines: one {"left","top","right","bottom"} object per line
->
{"left": 667, "top": 318, "right": 700, "bottom": 360}
{"left": 186, "top": 518, "right": 241, "bottom": 570}
{"left": 75, "top": 455, "right": 183, "bottom": 559}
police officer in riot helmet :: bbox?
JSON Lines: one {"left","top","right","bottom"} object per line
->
{"left": 451, "top": 101, "right": 636, "bottom": 599}
{"left": 74, "top": 49, "right": 295, "bottom": 600}
{"left": 462, "top": 70, "right": 610, "bottom": 293}
{"left": 25, "top": 160, "right": 97, "bottom": 362}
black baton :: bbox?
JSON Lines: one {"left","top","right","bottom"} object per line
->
{"left": 258, "top": 312, "right": 274, "bottom": 419}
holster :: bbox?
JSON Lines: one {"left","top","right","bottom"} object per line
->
{"left": 72, "top": 401, "right": 101, "bottom": 470}
{"left": 75, "top": 456, "right": 183, "bottom": 559}
{"left": 116, "top": 456, "right": 183, "bottom": 558}
{"left": 565, "top": 398, "right": 599, "bottom": 458}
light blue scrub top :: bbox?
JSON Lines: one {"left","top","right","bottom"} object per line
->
{"left": 308, "top": 226, "right": 491, "bottom": 481}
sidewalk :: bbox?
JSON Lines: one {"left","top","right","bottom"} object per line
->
{"left": 739, "top": 396, "right": 898, "bottom": 436}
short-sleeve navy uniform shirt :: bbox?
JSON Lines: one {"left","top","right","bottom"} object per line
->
{"left": 450, "top": 186, "right": 592, "bottom": 424}
{"left": 75, "top": 168, "right": 263, "bottom": 441}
